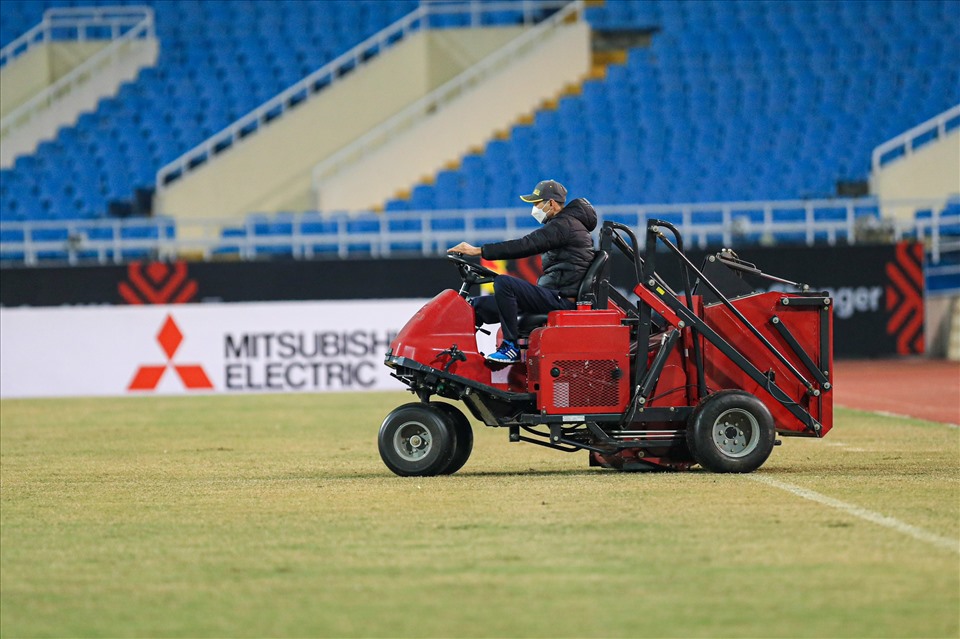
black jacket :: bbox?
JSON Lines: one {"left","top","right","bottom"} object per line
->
{"left": 481, "top": 198, "right": 598, "bottom": 297}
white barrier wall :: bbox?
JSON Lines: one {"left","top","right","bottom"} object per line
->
{"left": 155, "top": 27, "right": 523, "bottom": 221}
{"left": 0, "top": 37, "right": 158, "bottom": 167}
{"left": 0, "top": 300, "right": 433, "bottom": 398}
{"left": 316, "top": 21, "right": 592, "bottom": 212}
{"left": 870, "top": 129, "right": 960, "bottom": 220}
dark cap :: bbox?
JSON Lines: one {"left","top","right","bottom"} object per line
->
{"left": 519, "top": 179, "right": 567, "bottom": 205}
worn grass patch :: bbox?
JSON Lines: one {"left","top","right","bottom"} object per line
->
{"left": 1, "top": 393, "right": 958, "bottom": 638}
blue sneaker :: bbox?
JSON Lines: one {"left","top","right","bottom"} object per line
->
{"left": 485, "top": 340, "right": 520, "bottom": 364}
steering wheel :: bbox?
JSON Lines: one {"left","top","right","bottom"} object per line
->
{"left": 447, "top": 253, "right": 499, "bottom": 296}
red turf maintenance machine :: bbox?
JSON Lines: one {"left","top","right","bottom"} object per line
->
{"left": 380, "top": 220, "right": 834, "bottom": 475}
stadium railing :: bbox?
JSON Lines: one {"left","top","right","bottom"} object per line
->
{"left": 0, "top": 5, "right": 151, "bottom": 67}
{"left": 155, "top": 0, "right": 571, "bottom": 192}
{"left": 310, "top": 0, "right": 581, "bottom": 210}
{"left": 2, "top": 197, "right": 957, "bottom": 279}
{"left": 871, "top": 103, "right": 960, "bottom": 170}
{"left": 0, "top": 6, "right": 155, "bottom": 140}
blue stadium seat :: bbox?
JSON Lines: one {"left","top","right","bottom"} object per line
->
{"left": 299, "top": 212, "right": 340, "bottom": 255}
{"left": 387, "top": 216, "right": 423, "bottom": 254}
{"left": 474, "top": 214, "right": 507, "bottom": 231}
{"left": 770, "top": 207, "right": 808, "bottom": 243}
{"left": 430, "top": 215, "right": 465, "bottom": 232}
{"left": 0, "top": 227, "right": 26, "bottom": 261}
{"left": 812, "top": 205, "right": 851, "bottom": 243}
{"left": 30, "top": 226, "right": 70, "bottom": 261}
{"left": 433, "top": 170, "right": 462, "bottom": 210}
{"left": 4, "top": 0, "right": 957, "bottom": 258}
{"left": 410, "top": 184, "right": 435, "bottom": 211}
{"left": 384, "top": 198, "right": 409, "bottom": 212}
{"left": 340, "top": 213, "right": 381, "bottom": 255}
{"left": 119, "top": 222, "right": 159, "bottom": 260}
{"left": 1, "top": 0, "right": 419, "bottom": 224}
{"left": 246, "top": 212, "right": 291, "bottom": 257}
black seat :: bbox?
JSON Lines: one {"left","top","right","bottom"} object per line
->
{"left": 517, "top": 250, "right": 609, "bottom": 339}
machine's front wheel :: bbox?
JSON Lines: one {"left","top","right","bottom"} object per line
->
{"left": 430, "top": 402, "right": 473, "bottom": 475}
{"left": 378, "top": 403, "right": 458, "bottom": 476}
{"left": 686, "top": 390, "right": 776, "bottom": 473}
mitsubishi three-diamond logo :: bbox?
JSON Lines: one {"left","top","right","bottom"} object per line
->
{"left": 128, "top": 315, "right": 214, "bottom": 391}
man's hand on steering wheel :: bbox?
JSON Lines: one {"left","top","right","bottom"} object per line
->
{"left": 446, "top": 245, "right": 499, "bottom": 296}
{"left": 447, "top": 242, "right": 481, "bottom": 257}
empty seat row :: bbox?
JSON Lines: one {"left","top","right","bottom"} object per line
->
{"left": 3, "top": 0, "right": 958, "bottom": 228}
{"left": 0, "top": 218, "right": 176, "bottom": 262}
{"left": 1, "top": 0, "right": 417, "bottom": 222}
{"left": 8, "top": 201, "right": 956, "bottom": 266}
{"left": 391, "top": 0, "right": 958, "bottom": 210}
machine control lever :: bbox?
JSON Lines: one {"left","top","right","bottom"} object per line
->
{"left": 436, "top": 344, "right": 467, "bottom": 373}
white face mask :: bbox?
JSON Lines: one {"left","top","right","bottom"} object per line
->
{"left": 531, "top": 203, "right": 548, "bottom": 224}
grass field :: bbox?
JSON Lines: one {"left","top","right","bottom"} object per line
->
{"left": 1, "top": 392, "right": 958, "bottom": 638}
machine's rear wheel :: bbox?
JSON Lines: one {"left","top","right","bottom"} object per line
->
{"left": 686, "top": 390, "right": 776, "bottom": 473}
{"left": 430, "top": 402, "right": 473, "bottom": 475}
{"left": 378, "top": 403, "right": 458, "bottom": 477}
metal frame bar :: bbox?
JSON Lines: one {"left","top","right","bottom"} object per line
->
{"left": 652, "top": 228, "right": 817, "bottom": 393}
{"left": 770, "top": 315, "right": 830, "bottom": 388}
{"left": 652, "top": 290, "right": 822, "bottom": 435}
{"left": 599, "top": 218, "right": 824, "bottom": 436}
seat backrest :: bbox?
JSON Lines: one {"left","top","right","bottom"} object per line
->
{"left": 576, "top": 250, "right": 609, "bottom": 306}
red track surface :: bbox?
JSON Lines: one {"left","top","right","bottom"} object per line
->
{"left": 834, "top": 359, "right": 960, "bottom": 425}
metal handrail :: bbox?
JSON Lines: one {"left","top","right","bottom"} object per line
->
{"left": 311, "top": 0, "right": 581, "bottom": 209}
{"left": 0, "top": 6, "right": 153, "bottom": 68}
{"left": 0, "top": 16, "right": 48, "bottom": 68}
{"left": 0, "top": 7, "right": 155, "bottom": 138}
{"left": 153, "top": 5, "right": 431, "bottom": 191}
{"left": 154, "top": 0, "right": 572, "bottom": 191}
{"left": 2, "top": 197, "right": 957, "bottom": 271}
{"left": 871, "top": 103, "right": 960, "bottom": 171}
{"left": 1, "top": 6, "right": 153, "bottom": 65}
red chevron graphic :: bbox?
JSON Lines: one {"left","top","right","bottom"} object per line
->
{"left": 477, "top": 257, "right": 543, "bottom": 286}
{"left": 885, "top": 242, "right": 925, "bottom": 355}
{"left": 480, "top": 257, "right": 505, "bottom": 275}
{"left": 515, "top": 256, "right": 543, "bottom": 284}
{"left": 119, "top": 261, "right": 198, "bottom": 305}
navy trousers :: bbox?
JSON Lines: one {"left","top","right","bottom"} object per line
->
{"left": 471, "top": 274, "right": 577, "bottom": 343}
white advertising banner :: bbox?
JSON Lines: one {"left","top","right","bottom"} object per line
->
{"left": 0, "top": 299, "right": 432, "bottom": 398}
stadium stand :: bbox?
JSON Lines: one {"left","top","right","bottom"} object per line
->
{"left": 3, "top": 0, "right": 958, "bottom": 223}
{"left": 0, "top": 0, "right": 418, "bottom": 223}
{"left": 0, "top": 0, "right": 957, "bottom": 293}
{"left": 395, "top": 0, "right": 960, "bottom": 208}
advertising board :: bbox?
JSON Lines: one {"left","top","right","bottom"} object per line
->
{"left": 0, "top": 242, "right": 925, "bottom": 359}
{"left": 0, "top": 299, "right": 429, "bottom": 398}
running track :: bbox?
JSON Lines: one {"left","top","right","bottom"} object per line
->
{"left": 834, "top": 359, "right": 960, "bottom": 426}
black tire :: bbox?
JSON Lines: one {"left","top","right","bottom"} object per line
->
{"left": 378, "top": 403, "right": 458, "bottom": 477}
{"left": 685, "top": 390, "right": 776, "bottom": 473}
{"left": 430, "top": 402, "right": 473, "bottom": 475}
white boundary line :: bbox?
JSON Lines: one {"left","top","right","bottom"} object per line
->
{"left": 747, "top": 475, "right": 960, "bottom": 554}
{"left": 835, "top": 404, "right": 960, "bottom": 429}
{"left": 870, "top": 409, "right": 960, "bottom": 428}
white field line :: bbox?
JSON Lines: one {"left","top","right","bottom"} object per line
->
{"left": 747, "top": 475, "right": 960, "bottom": 554}
{"left": 870, "top": 409, "right": 960, "bottom": 428}
{"left": 836, "top": 405, "right": 960, "bottom": 428}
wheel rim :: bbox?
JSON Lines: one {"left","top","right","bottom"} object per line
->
{"left": 394, "top": 420, "right": 433, "bottom": 462}
{"left": 712, "top": 408, "right": 761, "bottom": 458}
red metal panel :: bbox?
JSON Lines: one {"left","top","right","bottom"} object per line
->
{"left": 546, "top": 309, "right": 623, "bottom": 327}
{"left": 527, "top": 320, "right": 631, "bottom": 414}
{"left": 390, "top": 289, "right": 500, "bottom": 389}
{"left": 633, "top": 283, "right": 682, "bottom": 327}
{"left": 701, "top": 292, "right": 833, "bottom": 435}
